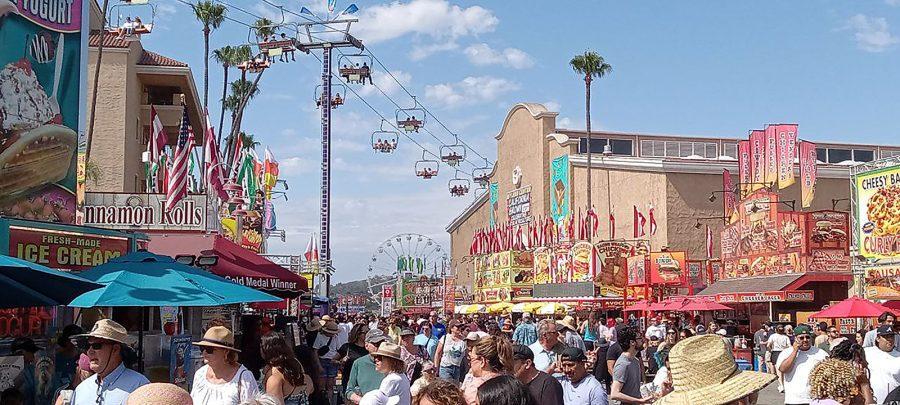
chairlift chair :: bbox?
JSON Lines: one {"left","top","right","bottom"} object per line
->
{"left": 337, "top": 54, "right": 373, "bottom": 84}
{"left": 106, "top": 1, "right": 156, "bottom": 41}
{"left": 440, "top": 134, "right": 466, "bottom": 167}
{"left": 237, "top": 54, "right": 270, "bottom": 74}
{"left": 472, "top": 158, "right": 492, "bottom": 186}
{"left": 448, "top": 172, "right": 471, "bottom": 197}
{"left": 396, "top": 98, "right": 426, "bottom": 133}
{"left": 371, "top": 120, "right": 399, "bottom": 154}
{"left": 415, "top": 151, "right": 439, "bottom": 179}
{"left": 314, "top": 84, "right": 347, "bottom": 109}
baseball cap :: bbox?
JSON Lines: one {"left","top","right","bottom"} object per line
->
{"left": 560, "top": 347, "right": 587, "bottom": 362}
{"left": 365, "top": 328, "right": 387, "bottom": 344}
{"left": 877, "top": 324, "right": 896, "bottom": 336}
{"left": 794, "top": 325, "right": 812, "bottom": 336}
{"left": 512, "top": 344, "right": 533, "bottom": 361}
{"left": 399, "top": 328, "right": 416, "bottom": 337}
{"left": 465, "top": 331, "right": 488, "bottom": 341}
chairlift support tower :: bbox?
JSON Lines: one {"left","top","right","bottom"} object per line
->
{"left": 294, "top": 16, "right": 364, "bottom": 299}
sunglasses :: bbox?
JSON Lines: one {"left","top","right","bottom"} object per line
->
{"left": 87, "top": 342, "right": 106, "bottom": 351}
{"left": 372, "top": 355, "right": 382, "bottom": 362}
{"left": 796, "top": 335, "right": 811, "bottom": 340}
{"left": 202, "top": 347, "right": 217, "bottom": 354}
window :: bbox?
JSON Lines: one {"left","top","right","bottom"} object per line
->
{"left": 816, "top": 148, "right": 827, "bottom": 163}
{"left": 723, "top": 143, "right": 738, "bottom": 159}
{"left": 815, "top": 147, "right": 875, "bottom": 163}
{"left": 883, "top": 150, "right": 900, "bottom": 158}
{"left": 578, "top": 138, "right": 633, "bottom": 156}
{"left": 853, "top": 149, "right": 874, "bottom": 162}
{"left": 146, "top": 86, "right": 179, "bottom": 106}
{"left": 640, "top": 140, "right": 717, "bottom": 159}
{"left": 828, "top": 149, "right": 852, "bottom": 163}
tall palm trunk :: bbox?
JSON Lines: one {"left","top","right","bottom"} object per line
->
{"left": 203, "top": 27, "right": 210, "bottom": 109}
{"left": 84, "top": 0, "right": 110, "bottom": 165}
{"left": 585, "top": 75, "right": 592, "bottom": 238}
{"left": 216, "top": 65, "right": 228, "bottom": 145}
{"left": 225, "top": 70, "right": 264, "bottom": 172}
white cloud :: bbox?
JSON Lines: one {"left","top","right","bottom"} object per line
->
{"left": 279, "top": 156, "right": 316, "bottom": 175}
{"left": 409, "top": 42, "right": 459, "bottom": 61}
{"left": 424, "top": 76, "right": 520, "bottom": 108}
{"left": 463, "top": 43, "right": 534, "bottom": 69}
{"left": 355, "top": 0, "right": 498, "bottom": 44}
{"left": 845, "top": 14, "right": 898, "bottom": 52}
{"left": 359, "top": 70, "right": 413, "bottom": 97}
{"left": 886, "top": 0, "right": 900, "bottom": 6}
{"left": 557, "top": 117, "right": 574, "bottom": 129}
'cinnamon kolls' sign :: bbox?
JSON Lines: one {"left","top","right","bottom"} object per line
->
{"left": 83, "top": 193, "right": 210, "bottom": 231}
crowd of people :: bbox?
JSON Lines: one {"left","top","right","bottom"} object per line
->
{"left": 9, "top": 308, "right": 900, "bottom": 405}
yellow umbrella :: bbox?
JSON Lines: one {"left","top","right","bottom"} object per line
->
{"left": 488, "top": 302, "right": 513, "bottom": 314}
{"left": 463, "top": 304, "right": 486, "bottom": 314}
{"left": 523, "top": 302, "right": 545, "bottom": 313}
{"left": 454, "top": 304, "right": 469, "bottom": 314}
{"left": 537, "top": 302, "right": 569, "bottom": 315}
{"left": 510, "top": 303, "right": 528, "bottom": 313}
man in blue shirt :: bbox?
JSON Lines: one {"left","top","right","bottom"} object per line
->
{"left": 514, "top": 312, "right": 539, "bottom": 346}
{"left": 558, "top": 347, "right": 608, "bottom": 405}
{"left": 70, "top": 320, "right": 148, "bottom": 405}
{"left": 430, "top": 312, "right": 446, "bottom": 340}
{"left": 530, "top": 320, "right": 567, "bottom": 374}
{"left": 414, "top": 323, "right": 438, "bottom": 360}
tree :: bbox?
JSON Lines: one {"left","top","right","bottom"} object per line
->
{"left": 192, "top": 0, "right": 226, "bottom": 110}
{"left": 84, "top": 0, "right": 112, "bottom": 166}
{"left": 570, "top": 51, "right": 612, "bottom": 239}
{"left": 212, "top": 45, "right": 250, "bottom": 145}
{"left": 254, "top": 17, "right": 276, "bottom": 39}
{"left": 223, "top": 76, "right": 263, "bottom": 168}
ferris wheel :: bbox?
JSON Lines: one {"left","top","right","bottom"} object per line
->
{"left": 367, "top": 233, "right": 447, "bottom": 301}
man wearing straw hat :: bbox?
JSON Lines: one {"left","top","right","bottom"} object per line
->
{"left": 69, "top": 319, "right": 149, "bottom": 405}
{"left": 775, "top": 324, "right": 827, "bottom": 405}
{"left": 655, "top": 334, "right": 775, "bottom": 404}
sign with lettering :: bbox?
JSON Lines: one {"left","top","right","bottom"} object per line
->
{"left": 854, "top": 164, "right": 900, "bottom": 260}
{"left": 864, "top": 266, "right": 900, "bottom": 300}
{"left": 84, "top": 193, "right": 210, "bottom": 231}
{"left": 506, "top": 186, "right": 532, "bottom": 225}
{"left": 715, "top": 290, "right": 814, "bottom": 303}
{"left": 9, "top": 226, "right": 129, "bottom": 271}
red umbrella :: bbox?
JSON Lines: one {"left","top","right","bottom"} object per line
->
{"left": 884, "top": 301, "right": 900, "bottom": 312}
{"left": 624, "top": 300, "right": 651, "bottom": 312}
{"left": 663, "top": 298, "right": 691, "bottom": 311}
{"left": 648, "top": 301, "right": 669, "bottom": 312}
{"left": 680, "top": 299, "right": 733, "bottom": 312}
{"left": 810, "top": 297, "right": 897, "bottom": 319}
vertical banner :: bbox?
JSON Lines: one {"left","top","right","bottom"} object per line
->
{"left": 738, "top": 140, "right": 751, "bottom": 197}
{"left": 489, "top": 182, "right": 499, "bottom": 227}
{"left": 550, "top": 155, "right": 570, "bottom": 224}
{"left": 749, "top": 130, "right": 767, "bottom": 190}
{"left": 799, "top": 141, "right": 817, "bottom": 208}
{"left": 723, "top": 169, "right": 736, "bottom": 221}
{"left": 0, "top": 0, "right": 85, "bottom": 224}
{"left": 777, "top": 124, "right": 798, "bottom": 189}
{"left": 381, "top": 285, "right": 395, "bottom": 316}
{"left": 764, "top": 126, "right": 778, "bottom": 185}
{"left": 169, "top": 335, "right": 192, "bottom": 386}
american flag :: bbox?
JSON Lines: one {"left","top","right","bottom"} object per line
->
{"left": 166, "top": 107, "right": 193, "bottom": 211}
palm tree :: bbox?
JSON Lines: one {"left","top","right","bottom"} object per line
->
{"left": 239, "top": 131, "right": 260, "bottom": 150}
{"left": 254, "top": 18, "right": 276, "bottom": 40}
{"left": 570, "top": 51, "right": 612, "bottom": 238}
{"left": 212, "top": 45, "right": 250, "bottom": 145}
{"left": 223, "top": 78, "right": 262, "bottom": 168}
{"left": 192, "top": 0, "right": 226, "bottom": 109}
{"left": 84, "top": 0, "right": 112, "bottom": 166}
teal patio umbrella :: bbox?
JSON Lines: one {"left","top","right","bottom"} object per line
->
{"left": 0, "top": 254, "right": 102, "bottom": 308}
{"left": 68, "top": 251, "right": 281, "bottom": 370}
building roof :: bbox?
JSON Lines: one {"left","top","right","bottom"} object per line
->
{"left": 138, "top": 50, "right": 189, "bottom": 67}
{"left": 697, "top": 274, "right": 804, "bottom": 296}
{"left": 88, "top": 31, "right": 132, "bottom": 48}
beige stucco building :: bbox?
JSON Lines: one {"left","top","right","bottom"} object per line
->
{"left": 446, "top": 103, "right": 900, "bottom": 294}
{"left": 86, "top": 1, "right": 203, "bottom": 193}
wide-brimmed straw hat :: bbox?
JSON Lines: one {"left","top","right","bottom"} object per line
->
{"left": 126, "top": 383, "right": 193, "bottom": 405}
{"left": 73, "top": 319, "right": 133, "bottom": 345}
{"left": 305, "top": 316, "right": 322, "bottom": 332}
{"left": 556, "top": 316, "right": 577, "bottom": 332}
{"left": 373, "top": 341, "right": 403, "bottom": 361}
{"left": 655, "top": 335, "right": 775, "bottom": 405}
{"left": 193, "top": 326, "right": 241, "bottom": 352}
{"left": 321, "top": 319, "right": 340, "bottom": 336}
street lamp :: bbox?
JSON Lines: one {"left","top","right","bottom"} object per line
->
{"left": 694, "top": 216, "right": 728, "bottom": 228}
{"left": 748, "top": 199, "right": 796, "bottom": 213}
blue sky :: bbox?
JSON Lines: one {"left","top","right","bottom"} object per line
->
{"left": 138, "top": 0, "right": 900, "bottom": 282}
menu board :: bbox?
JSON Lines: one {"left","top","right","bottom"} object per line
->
{"left": 864, "top": 266, "right": 900, "bottom": 300}
{"left": 649, "top": 251, "right": 687, "bottom": 285}
{"left": 806, "top": 211, "right": 849, "bottom": 251}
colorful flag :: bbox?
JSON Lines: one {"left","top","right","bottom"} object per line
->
{"left": 203, "top": 110, "right": 228, "bottom": 201}
{"left": 648, "top": 205, "right": 657, "bottom": 236}
{"left": 776, "top": 124, "right": 798, "bottom": 189}
{"left": 633, "top": 206, "right": 646, "bottom": 238}
{"left": 236, "top": 151, "right": 259, "bottom": 208}
{"left": 263, "top": 147, "right": 280, "bottom": 198}
{"left": 799, "top": 141, "right": 817, "bottom": 208}
{"left": 264, "top": 200, "right": 276, "bottom": 231}
{"left": 764, "top": 125, "right": 778, "bottom": 186}
{"left": 749, "top": 129, "right": 766, "bottom": 190}
{"left": 723, "top": 169, "right": 736, "bottom": 221}
{"left": 706, "top": 225, "right": 714, "bottom": 258}
{"left": 165, "top": 107, "right": 193, "bottom": 211}
{"left": 147, "top": 106, "right": 168, "bottom": 192}
{"left": 587, "top": 208, "right": 599, "bottom": 237}
{"left": 304, "top": 233, "right": 319, "bottom": 262}
{"left": 738, "top": 140, "right": 751, "bottom": 197}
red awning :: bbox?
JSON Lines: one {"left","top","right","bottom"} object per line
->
{"left": 205, "top": 237, "right": 307, "bottom": 299}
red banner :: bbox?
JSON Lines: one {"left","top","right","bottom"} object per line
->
{"left": 715, "top": 290, "right": 814, "bottom": 304}
{"left": 626, "top": 255, "right": 647, "bottom": 286}
{"left": 9, "top": 226, "right": 130, "bottom": 271}
{"left": 738, "top": 140, "right": 751, "bottom": 197}
{"left": 765, "top": 126, "right": 778, "bottom": 185}
{"left": 799, "top": 141, "right": 817, "bottom": 208}
{"left": 723, "top": 169, "right": 736, "bottom": 221}
{"left": 750, "top": 130, "right": 767, "bottom": 190}
{"left": 777, "top": 124, "right": 798, "bottom": 189}
{"left": 443, "top": 277, "right": 456, "bottom": 314}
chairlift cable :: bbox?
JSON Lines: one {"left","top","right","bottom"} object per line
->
{"left": 172, "top": 0, "right": 255, "bottom": 28}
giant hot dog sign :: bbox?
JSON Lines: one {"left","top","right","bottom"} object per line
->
{"left": 9, "top": 226, "right": 129, "bottom": 271}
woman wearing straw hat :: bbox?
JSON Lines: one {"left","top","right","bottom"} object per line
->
{"left": 360, "top": 342, "right": 411, "bottom": 405}
{"left": 69, "top": 319, "right": 149, "bottom": 405}
{"left": 190, "top": 326, "right": 260, "bottom": 404}
{"left": 654, "top": 334, "right": 775, "bottom": 405}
